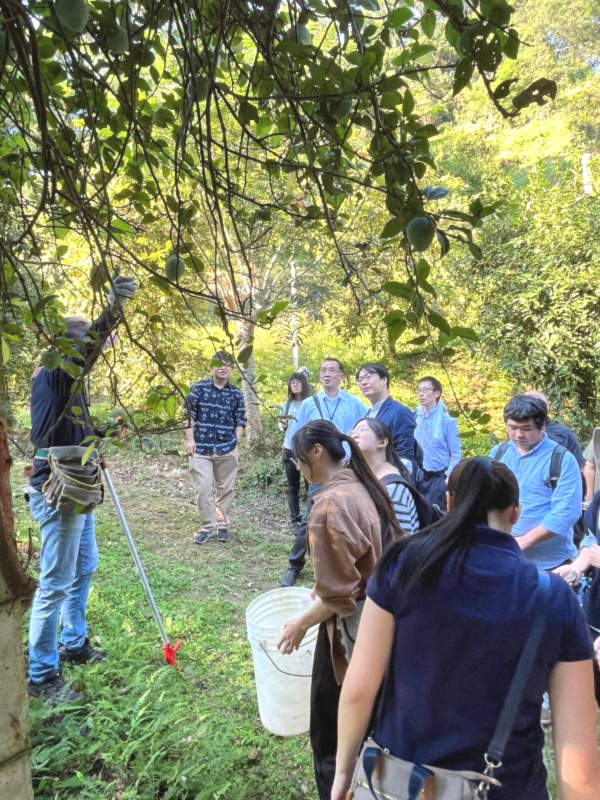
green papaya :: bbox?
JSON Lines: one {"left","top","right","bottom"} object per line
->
{"left": 406, "top": 216, "right": 435, "bottom": 252}
{"left": 55, "top": 0, "right": 90, "bottom": 34}
{"left": 165, "top": 254, "right": 185, "bottom": 281}
{"left": 107, "top": 24, "right": 129, "bottom": 55}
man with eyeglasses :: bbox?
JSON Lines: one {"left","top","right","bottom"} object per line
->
{"left": 279, "top": 357, "right": 367, "bottom": 587}
{"left": 414, "top": 375, "right": 461, "bottom": 510}
{"left": 355, "top": 362, "right": 417, "bottom": 478}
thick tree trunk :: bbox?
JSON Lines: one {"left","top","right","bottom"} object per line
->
{"left": 236, "top": 319, "right": 264, "bottom": 448}
{"left": 0, "top": 412, "right": 35, "bottom": 798}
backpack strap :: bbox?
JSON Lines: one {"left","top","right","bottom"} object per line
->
{"left": 312, "top": 393, "right": 324, "bottom": 420}
{"left": 546, "top": 444, "right": 566, "bottom": 491}
{"left": 485, "top": 571, "right": 552, "bottom": 767}
{"left": 493, "top": 441, "right": 511, "bottom": 463}
{"left": 284, "top": 399, "right": 292, "bottom": 417}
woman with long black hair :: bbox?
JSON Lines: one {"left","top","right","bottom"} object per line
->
{"left": 332, "top": 457, "right": 600, "bottom": 800}
{"left": 278, "top": 371, "right": 312, "bottom": 527}
{"left": 277, "top": 420, "right": 400, "bottom": 800}
{"left": 351, "top": 417, "right": 419, "bottom": 534}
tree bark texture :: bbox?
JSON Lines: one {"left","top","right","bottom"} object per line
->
{"left": 236, "top": 319, "right": 264, "bottom": 448}
{"left": 0, "top": 418, "right": 35, "bottom": 799}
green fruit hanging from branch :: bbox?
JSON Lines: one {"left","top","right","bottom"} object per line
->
{"left": 165, "top": 254, "right": 185, "bottom": 281}
{"left": 406, "top": 216, "right": 435, "bottom": 252}
{"left": 55, "top": 0, "right": 90, "bottom": 34}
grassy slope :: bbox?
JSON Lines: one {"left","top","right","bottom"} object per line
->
{"left": 14, "top": 448, "right": 584, "bottom": 799}
{"left": 15, "top": 451, "right": 316, "bottom": 800}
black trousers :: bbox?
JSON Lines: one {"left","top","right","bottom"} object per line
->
{"left": 288, "top": 482, "right": 322, "bottom": 572}
{"left": 282, "top": 448, "right": 307, "bottom": 524}
{"left": 419, "top": 473, "right": 448, "bottom": 510}
{"left": 310, "top": 623, "right": 341, "bottom": 800}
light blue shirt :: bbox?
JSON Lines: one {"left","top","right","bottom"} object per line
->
{"left": 365, "top": 399, "right": 385, "bottom": 418}
{"left": 279, "top": 399, "right": 303, "bottom": 450}
{"left": 295, "top": 390, "right": 367, "bottom": 435}
{"left": 489, "top": 435, "right": 581, "bottom": 569}
{"left": 414, "top": 404, "right": 461, "bottom": 475}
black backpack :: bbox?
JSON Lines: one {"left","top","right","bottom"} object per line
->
{"left": 381, "top": 473, "right": 444, "bottom": 531}
{"left": 493, "top": 441, "right": 586, "bottom": 546}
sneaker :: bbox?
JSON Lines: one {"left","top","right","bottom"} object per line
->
{"left": 194, "top": 528, "right": 216, "bottom": 545}
{"left": 280, "top": 566, "right": 300, "bottom": 588}
{"left": 27, "top": 673, "right": 83, "bottom": 705}
{"left": 217, "top": 527, "right": 230, "bottom": 543}
{"left": 58, "top": 638, "right": 106, "bottom": 666}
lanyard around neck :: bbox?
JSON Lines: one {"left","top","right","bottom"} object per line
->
{"left": 322, "top": 395, "right": 342, "bottom": 423}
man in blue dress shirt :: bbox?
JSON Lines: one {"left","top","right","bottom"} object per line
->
{"left": 414, "top": 376, "right": 461, "bottom": 510}
{"left": 279, "top": 357, "right": 367, "bottom": 587}
{"left": 490, "top": 395, "right": 582, "bottom": 570}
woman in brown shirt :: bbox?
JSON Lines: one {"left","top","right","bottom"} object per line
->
{"left": 278, "top": 420, "right": 400, "bottom": 800}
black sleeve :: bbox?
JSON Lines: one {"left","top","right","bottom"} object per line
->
{"left": 566, "top": 429, "right": 586, "bottom": 469}
{"left": 583, "top": 492, "right": 600, "bottom": 536}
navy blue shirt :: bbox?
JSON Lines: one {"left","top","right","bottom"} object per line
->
{"left": 583, "top": 493, "right": 600, "bottom": 631}
{"left": 29, "top": 311, "right": 117, "bottom": 490}
{"left": 367, "top": 524, "right": 593, "bottom": 799}
{"left": 371, "top": 396, "right": 416, "bottom": 460}
{"left": 185, "top": 379, "right": 246, "bottom": 455}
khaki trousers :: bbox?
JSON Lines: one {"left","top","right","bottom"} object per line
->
{"left": 189, "top": 447, "right": 239, "bottom": 530}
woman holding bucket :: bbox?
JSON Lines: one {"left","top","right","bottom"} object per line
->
{"left": 277, "top": 420, "right": 400, "bottom": 800}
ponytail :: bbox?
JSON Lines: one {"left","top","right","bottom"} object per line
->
{"left": 378, "top": 457, "right": 519, "bottom": 592}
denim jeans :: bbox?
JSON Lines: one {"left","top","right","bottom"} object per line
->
{"left": 28, "top": 493, "right": 98, "bottom": 683}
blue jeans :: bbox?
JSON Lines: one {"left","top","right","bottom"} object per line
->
{"left": 28, "top": 493, "right": 98, "bottom": 683}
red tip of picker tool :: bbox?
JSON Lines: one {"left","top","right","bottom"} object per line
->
{"left": 163, "top": 640, "right": 183, "bottom": 667}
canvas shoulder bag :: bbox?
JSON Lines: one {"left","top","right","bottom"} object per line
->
{"left": 349, "top": 571, "right": 552, "bottom": 800}
{"left": 43, "top": 445, "right": 104, "bottom": 514}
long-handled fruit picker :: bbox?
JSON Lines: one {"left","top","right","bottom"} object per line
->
{"left": 100, "top": 458, "right": 182, "bottom": 667}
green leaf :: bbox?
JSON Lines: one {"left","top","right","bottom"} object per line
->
{"left": 407, "top": 335, "right": 428, "bottom": 345}
{"left": 428, "top": 310, "right": 451, "bottom": 335}
{"left": 381, "top": 218, "right": 404, "bottom": 239}
{"left": 512, "top": 79, "right": 557, "bottom": 110}
{"left": 81, "top": 441, "right": 98, "bottom": 467}
{"left": 503, "top": 29, "right": 520, "bottom": 59}
{"left": 421, "top": 11, "right": 436, "bottom": 38}
{"left": 452, "top": 58, "right": 475, "bottom": 96}
{"left": 382, "top": 281, "right": 413, "bottom": 299}
{"left": 237, "top": 346, "right": 253, "bottom": 366}
{"left": 165, "top": 396, "right": 176, "bottom": 419}
{"left": 0, "top": 339, "right": 9, "bottom": 365}
{"left": 403, "top": 89, "right": 415, "bottom": 116}
{"left": 451, "top": 326, "right": 480, "bottom": 342}
{"left": 71, "top": 405, "right": 83, "bottom": 417}
{"left": 493, "top": 78, "right": 518, "bottom": 99}
{"left": 388, "top": 8, "right": 413, "bottom": 28}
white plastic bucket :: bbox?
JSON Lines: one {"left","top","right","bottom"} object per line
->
{"left": 246, "top": 586, "right": 318, "bottom": 736}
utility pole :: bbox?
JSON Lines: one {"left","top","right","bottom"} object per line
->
{"left": 290, "top": 260, "right": 299, "bottom": 369}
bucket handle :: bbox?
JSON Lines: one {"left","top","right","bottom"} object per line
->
{"left": 259, "top": 642, "right": 312, "bottom": 678}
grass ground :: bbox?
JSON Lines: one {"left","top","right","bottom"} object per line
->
{"left": 14, "top": 447, "right": 316, "bottom": 800}
{"left": 13, "top": 446, "right": 593, "bottom": 799}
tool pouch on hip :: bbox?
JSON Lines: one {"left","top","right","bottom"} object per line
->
{"left": 43, "top": 446, "right": 104, "bottom": 514}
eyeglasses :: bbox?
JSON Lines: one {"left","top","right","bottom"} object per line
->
{"left": 417, "top": 387, "right": 434, "bottom": 394}
{"left": 356, "top": 373, "right": 377, "bottom": 384}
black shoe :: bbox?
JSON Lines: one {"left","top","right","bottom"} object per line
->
{"left": 280, "top": 567, "right": 300, "bottom": 588}
{"left": 58, "top": 638, "right": 106, "bottom": 666}
{"left": 27, "top": 673, "right": 83, "bottom": 705}
{"left": 194, "top": 527, "right": 216, "bottom": 545}
{"left": 217, "top": 527, "right": 230, "bottom": 542}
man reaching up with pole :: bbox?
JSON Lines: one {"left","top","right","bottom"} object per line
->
{"left": 26, "top": 273, "right": 138, "bottom": 704}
